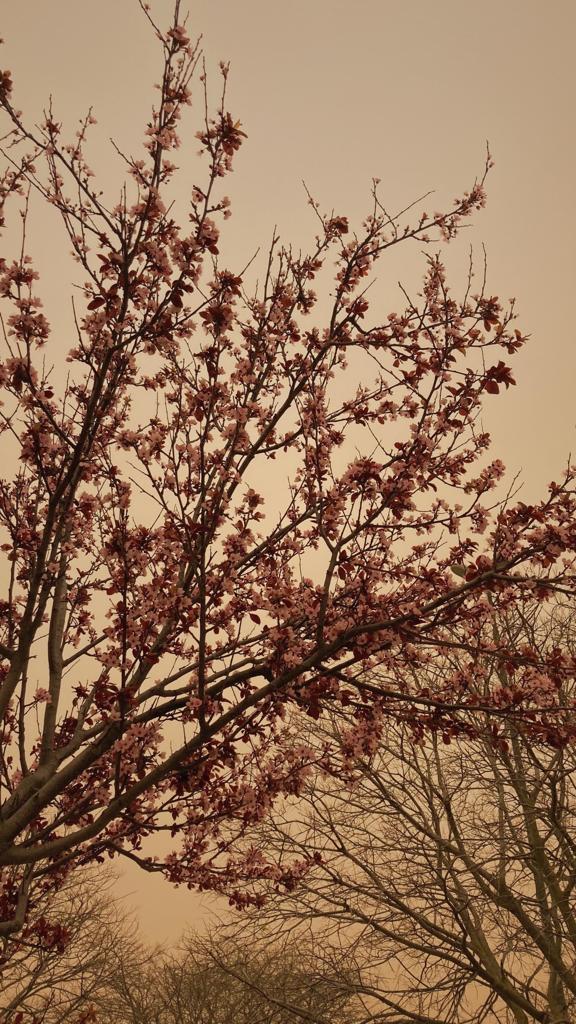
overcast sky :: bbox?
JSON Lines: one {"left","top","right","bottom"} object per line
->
{"left": 2, "top": 0, "right": 575, "bottom": 942}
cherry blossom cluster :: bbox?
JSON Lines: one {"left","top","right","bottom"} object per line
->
{"left": 0, "top": 1, "right": 574, "bottom": 933}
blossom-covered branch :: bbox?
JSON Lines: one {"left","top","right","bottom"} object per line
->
{"left": 0, "top": 2, "right": 574, "bottom": 935}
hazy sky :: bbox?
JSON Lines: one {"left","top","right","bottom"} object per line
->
{"left": 2, "top": 0, "right": 575, "bottom": 943}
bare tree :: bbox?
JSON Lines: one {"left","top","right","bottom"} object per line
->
{"left": 0, "top": 868, "right": 143, "bottom": 1023}
{"left": 0, "top": 865, "right": 353, "bottom": 1024}
{"left": 237, "top": 606, "right": 576, "bottom": 1024}
{"left": 97, "top": 930, "right": 355, "bottom": 1024}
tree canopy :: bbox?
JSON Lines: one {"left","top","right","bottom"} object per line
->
{"left": 0, "top": 2, "right": 575, "bottom": 937}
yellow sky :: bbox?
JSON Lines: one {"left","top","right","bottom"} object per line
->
{"left": 2, "top": 0, "right": 575, "bottom": 943}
